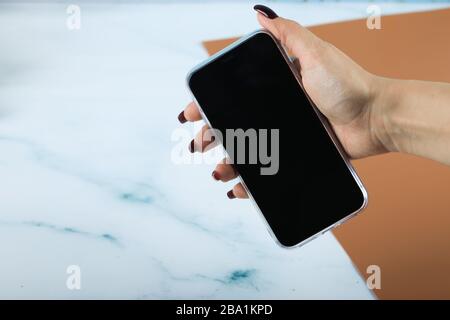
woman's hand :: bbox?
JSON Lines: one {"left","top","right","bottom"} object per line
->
{"left": 179, "top": 5, "right": 450, "bottom": 199}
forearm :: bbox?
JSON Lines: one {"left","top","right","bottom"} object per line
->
{"left": 371, "top": 76, "right": 450, "bottom": 165}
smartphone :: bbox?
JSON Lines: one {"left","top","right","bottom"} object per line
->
{"left": 186, "top": 30, "right": 367, "bottom": 248}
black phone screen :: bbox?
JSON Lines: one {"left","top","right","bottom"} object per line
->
{"left": 188, "top": 31, "right": 366, "bottom": 247}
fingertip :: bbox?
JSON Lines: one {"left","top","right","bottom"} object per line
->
{"left": 211, "top": 170, "right": 220, "bottom": 181}
{"left": 253, "top": 4, "right": 278, "bottom": 19}
{"left": 233, "top": 183, "right": 249, "bottom": 199}
{"left": 177, "top": 111, "right": 187, "bottom": 124}
{"left": 255, "top": 9, "right": 281, "bottom": 41}
{"left": 214, "top": 162, "right": 237, "bottom": 182}
{"left": 188, "top": 139, "right": 196, "bottom": 153}
{"left": 227, "top": 190, "right": 236, "bottom": 199}
{"left": 195, "top": 124, "right": 217, "bottom": 153}
{"left": 256, "top": 12, "right": 269, "bottom": 27}
{"left": 184, "top": 101, "right": 202, "bottom": 122}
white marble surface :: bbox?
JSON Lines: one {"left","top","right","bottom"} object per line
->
{"left": 0, "top": 1, "right": 448, "bottom": 299}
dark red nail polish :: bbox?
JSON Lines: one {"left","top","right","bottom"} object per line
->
{"left": 253, "top": 4, "right": 278, "bottom": 19}
{"left": 212, "top": 170, "right": 220, "bottom": 181}
{"left": 178, "top": 111, "right": 187, "bottom": 124}
{"left": 227, "top": 190, "right": 236, "bottom": 199}
{"left": 189, "top": 139, "right": 196, "bottom": 153}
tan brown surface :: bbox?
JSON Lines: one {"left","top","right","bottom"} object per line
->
{"left": 202, "top": 8, "right": 450, "bottom": 299}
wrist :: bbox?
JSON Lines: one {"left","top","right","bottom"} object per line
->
{"left": 367, "top": 75, "right": 403, "bottom": 154}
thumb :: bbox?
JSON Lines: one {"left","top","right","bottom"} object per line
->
{"left": 254, "top": 5, "right": 321, "bottom": 59}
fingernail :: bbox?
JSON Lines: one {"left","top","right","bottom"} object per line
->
{"left": 227, "top": 190, "right": 236, "bottom": 199}
{"left": 178, "top": 111, "right": 187, "bottom": 124}
{"left": 253, "top": 4, "right": 278, "bottom": 19}
{"left": 189, "top": 139, "right": 196, "bottom": 153}
{"left": 212, "top": 170, "right": 220, "bottom": 181}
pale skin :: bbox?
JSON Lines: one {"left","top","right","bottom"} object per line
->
{"left": 179, "top": 12, "right": 450, "bottom": 199}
